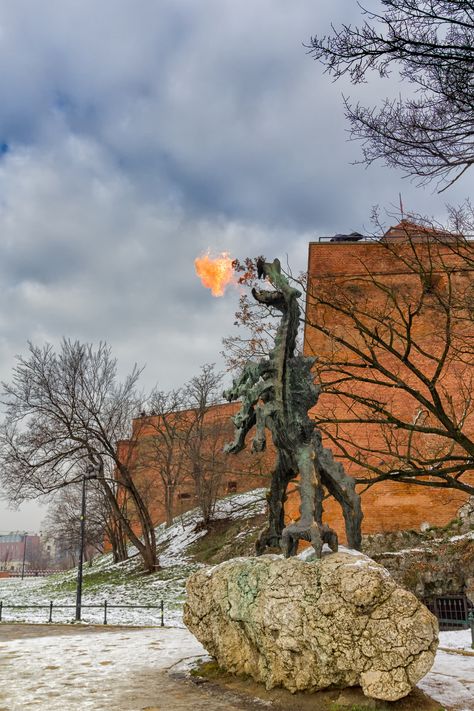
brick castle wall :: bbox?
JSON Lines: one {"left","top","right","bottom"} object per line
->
{"left": 298, "top": 239, "right": 473, "bottom": 541}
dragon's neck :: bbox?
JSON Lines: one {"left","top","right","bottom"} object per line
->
{"left": 270, "top": 300, "right": 299, "bottom": 413}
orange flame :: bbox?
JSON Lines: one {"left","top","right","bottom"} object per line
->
{"left": 194, "top": 252, "right": 234, "bottom": 297}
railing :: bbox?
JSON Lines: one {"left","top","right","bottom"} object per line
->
{"left": 0, "top": 600, "right": 165, "bottom": 626}
{"left": 0, "top": 570, "right": 58, "bottom": 577}
{"left": 424, "top": 594, "right": 474, "bottom": 648}
{"left": 424, "top": 595, "right": 473, "bottom": 630}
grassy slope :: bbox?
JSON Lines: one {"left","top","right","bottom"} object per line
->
{"left": 0, "top": 489, "right": 267, "bottom": 626}
{"left": 1, "top": 487, "right": 470, "bottom": 626}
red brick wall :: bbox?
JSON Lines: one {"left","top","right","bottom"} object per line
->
{"left": 117, "top": 401, "right": 274, "bottom": 533}
{"left": 119, "top": 239, "right": 472, "bottom": 543}
{"left": 300, "top": 240, "right": 473, "bottom": 541}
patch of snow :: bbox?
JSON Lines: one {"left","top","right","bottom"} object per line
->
{"left": 338, "top": 545, "right": 367, "bottom": 557}
{"left": 379, "top": 547, "right": 431, "bottom": 556}
{"left": 439, "top": 628, "right": 474, "bottom": 652}
{"left": 447, "top": 531, "right": 474, "bottom": 543}
{"left": 213, "top": 488, "right": 267, "bottom": 520}
{"left": 297, "top": 546, "right": 316, "bottom": 561}
{"left": 0, "top": 626, "right": 207, "bottom": 710}
{"left": 167, "top": 653, "right": 213, "bottom": 675}
{"left": 375, "top": 530, "right": 474, "bottom": 558}
{"left": 419, "top": 647, "right": 474, "bottom": 711}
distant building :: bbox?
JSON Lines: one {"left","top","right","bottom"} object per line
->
{"left": 0, "top": 533, "right": 40, "bottom": 573}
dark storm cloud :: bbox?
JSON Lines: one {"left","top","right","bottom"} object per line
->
{"left": 0, "top": 1, "right": 379, "bottom": 229}
{"left": 0, "top": 0, "right": 470, "bottom": 375}
{"left": 1, "top": 0, "right": 473, "bottom": 528}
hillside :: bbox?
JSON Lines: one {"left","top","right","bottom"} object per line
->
{"left": 1, "top": 489, "right": 472, "bottom": 627}
{"left": 0, "top": 489, "right": 267, "bottom": 626}
{"left": 362, "top": 498, "right": 474, "bottom": 600}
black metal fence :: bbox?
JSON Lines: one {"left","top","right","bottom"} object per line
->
{"left": 424, "top": 595, "right": 473, "bottom": 630}
{"left": 0, "top": 600, "right": 165, "bottom": 626}
{"left": 1, "top": 570, "right": 57, "bottom": 578}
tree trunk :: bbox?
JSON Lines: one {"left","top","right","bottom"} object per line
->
{"left": 101, "top": 475, "right": 158, "bottom": 573}
{"left": 164, "top": 484, "right": 175, "bottom": 528}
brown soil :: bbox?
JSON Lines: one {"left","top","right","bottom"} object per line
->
{"left": 188, "top": 661, "right": 445, "bottom": 711}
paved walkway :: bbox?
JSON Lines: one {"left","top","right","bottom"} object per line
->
{"left": 0, "top": 624, "right": 257, "bottom": 711}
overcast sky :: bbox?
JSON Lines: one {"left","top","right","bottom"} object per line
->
{"left": 1, "top": 0, "right": 473, "bottom": 532}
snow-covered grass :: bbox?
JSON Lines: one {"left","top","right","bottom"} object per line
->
{"left": 374, "top": 530, "right": 474, "bottom": 557}
{"left": 0, "top": 489, "right": 267, "bottom": 627}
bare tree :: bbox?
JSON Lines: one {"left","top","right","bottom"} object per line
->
{"left": 135, "top": 365, "right": 266, "bottom": 529}
{"left": 227, "top": 232, "right": 474, "bottom": 498}
{"left": 0, "top": 340, "right": 158, "bottom": 573}
{"left": 221, "top": 258, "right": 277, "bottom": 371}
{"left": 0, "top": 546, "right": 12, "bottom": 571}
{"left": 222, "top": 257, "right": 298, "bottom": 371}
{"left": 44, "top": 481, "right": 108, "bottom": 568}
{"left": 138, "top": 388, "right": 192, "bottom": 527}
{"left": 24, "top": 536, "right": 49, "bottom": 571}
{"left": 185, "top": 364, "right": 228, "bottom": 526}
{"left": 309, "top": 1, "right": 474, "bottom": 190}
{"left": 305, "top": 223, "right": 474, "bottom": 496}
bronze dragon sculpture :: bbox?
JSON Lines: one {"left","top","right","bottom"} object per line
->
{"left": 224, "top": 257, "right": 362, "bottom": 558}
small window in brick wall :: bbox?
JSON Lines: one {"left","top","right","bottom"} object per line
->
{"left": 227, "top": 481, "right": 238, "bottom": 493}
{"left": 178, "top": 492, "right": 192, "bottom": 501}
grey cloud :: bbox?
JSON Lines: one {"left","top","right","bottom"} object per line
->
{"left": 0, "top": 2, "right": 379, "bottom": 228}
{"left": 0, "top": 0, "right": 473, "bottom": 529}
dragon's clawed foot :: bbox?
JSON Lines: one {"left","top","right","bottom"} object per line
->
{"left": 281, "top": 520, "right": 338, "bottom": 559}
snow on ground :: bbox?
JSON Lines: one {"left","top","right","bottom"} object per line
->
{"left": 0, "top": 625, "right": 472, "bottom": 711}
{"left": 0, "top": 626, "right": 212, "bottom": 711}
{"left": 419, "top": 630, "right": 474, "bottom": 711}
{"left": 0, "top": 489, "right": 266, "bottom": 626}
{"left": 377, "top": 530, "right": 474, "bottom": 558}
{"left": 440, "top": 628, "right": 474, "bottom": 653}
{"left": 1, "top": 489, "right": 472, "bottom": 709}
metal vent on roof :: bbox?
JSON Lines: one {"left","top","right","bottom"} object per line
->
{"left": 330, "top": 232, "right": 364, "bottom": 243}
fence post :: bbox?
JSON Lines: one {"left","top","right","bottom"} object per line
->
{"left": 103, "top": 600, "right": 108, "bottom": 625}
{"left": 160, "top": 599, "right": 164, "bottom": 627}
{"left": 469, "top": 611, "right": 474, "bottom": 650}
{"left": 48, "top": 600, "right": 53, "bottom": 623}
{"left": 0, "top": 600, "right": 2, "bottom": 622}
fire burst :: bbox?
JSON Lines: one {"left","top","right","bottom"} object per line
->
{"left": 194, "top": 252, "right": 234, "bottom": 297}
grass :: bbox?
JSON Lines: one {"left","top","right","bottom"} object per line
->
{"left": 42, "top": 566, "right": 133, "bottom": 594}
{"left": 187, "top": 513, "right": 265, "bottom": 564}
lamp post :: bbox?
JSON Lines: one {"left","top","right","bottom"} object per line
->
{"left": 75, "top": 465, "right": 98, "bottom": 622}
{"left": 21, "top": 532, "right": 27, "bottom": 580}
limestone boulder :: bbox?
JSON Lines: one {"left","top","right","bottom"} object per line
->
{"left": 183, "top": 551, "right": 438, "bottom": 701}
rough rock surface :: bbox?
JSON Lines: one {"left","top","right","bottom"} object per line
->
{"left": 184, "top": 551, "right": 438, "bottom": 701}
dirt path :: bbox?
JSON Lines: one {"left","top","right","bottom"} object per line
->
{"left": 0, "top": 624, "right": 258, "bottom": 711}
{"left": 0, "top": 624, "right": 461, "bottom": 711}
